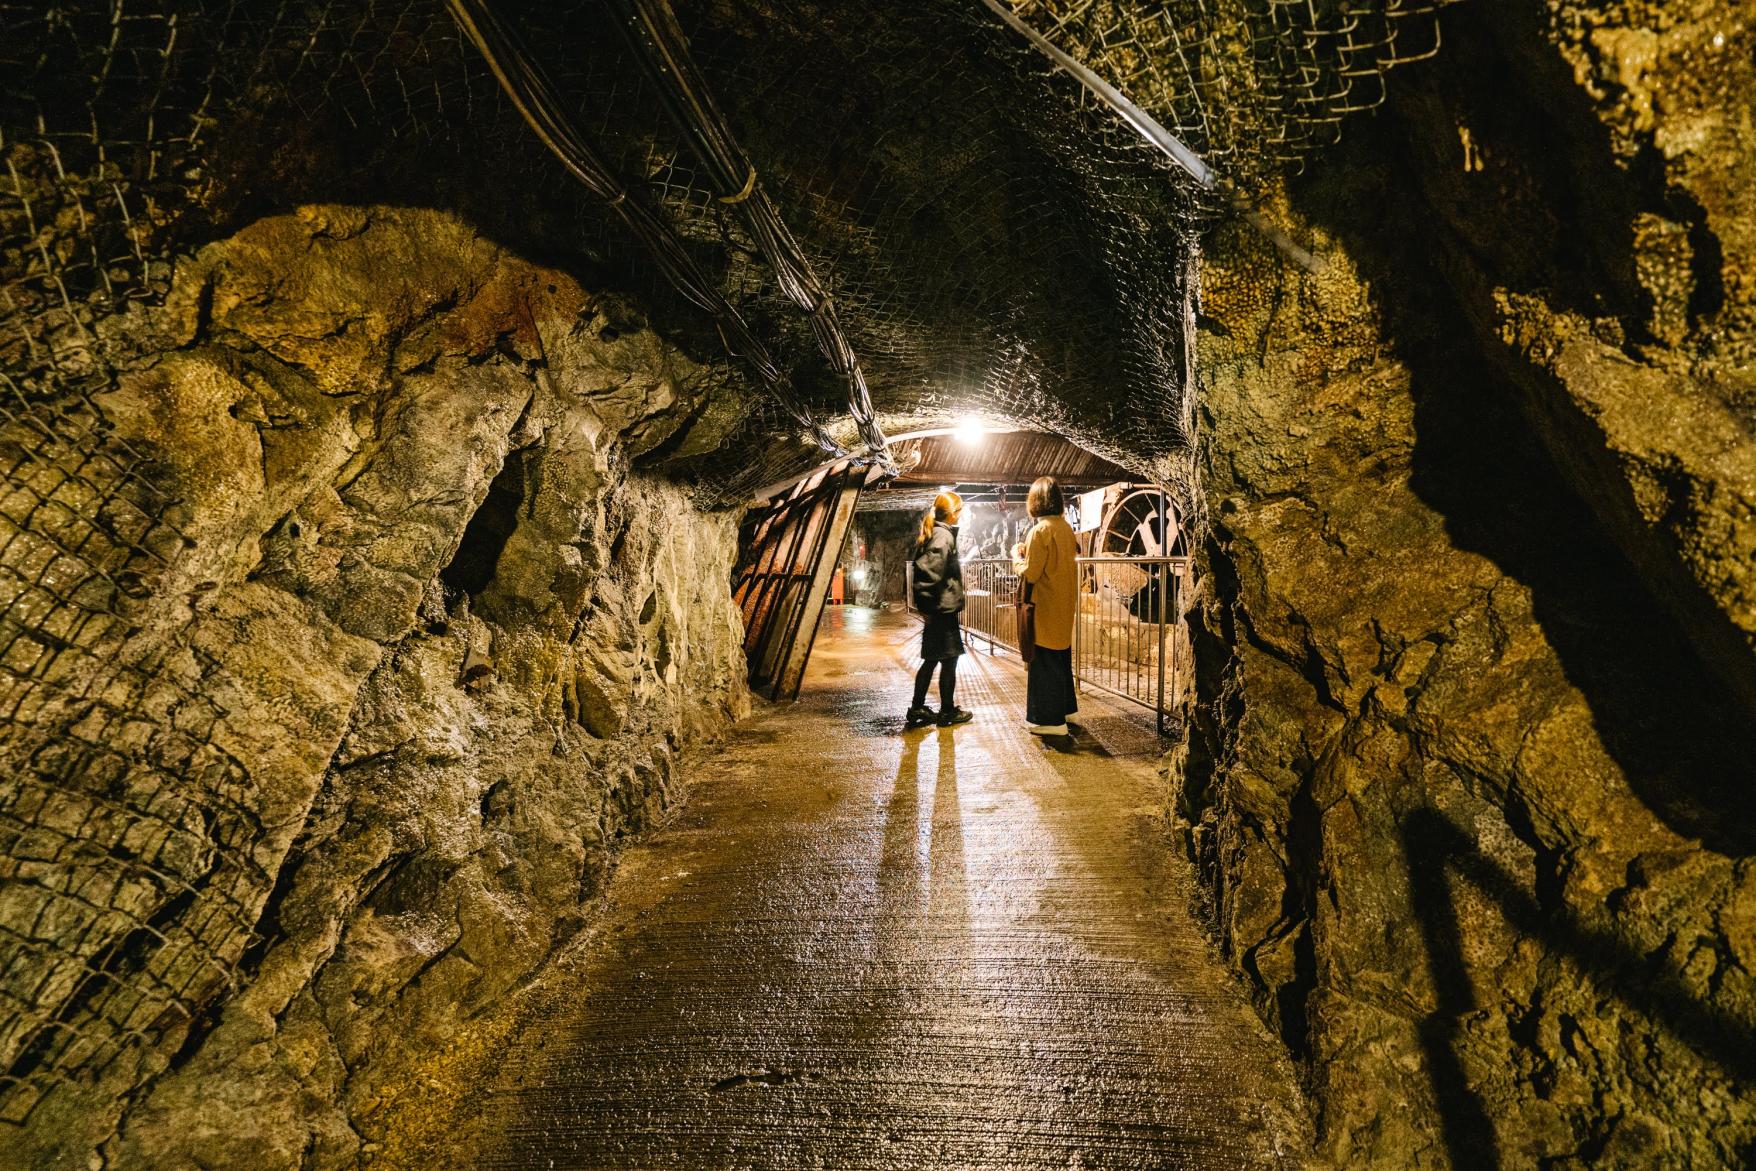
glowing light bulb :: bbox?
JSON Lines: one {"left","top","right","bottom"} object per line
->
{"left": 954, "top": 415, "right": 987, "bottom": 444}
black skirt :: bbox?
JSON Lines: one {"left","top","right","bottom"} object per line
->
{"left": 1026, "top": 645, "right": 1078, "bottom": 724}
{"left": 920, "top": 612, "right": 965, "bottom": 661}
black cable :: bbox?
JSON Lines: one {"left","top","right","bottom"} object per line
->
{"left": 607, "top": 0, "right": 894, "bottom": 467}
{"left": 446, "top": 0, "right": 842, "bottom": 454}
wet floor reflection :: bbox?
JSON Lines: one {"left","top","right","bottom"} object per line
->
{"left": 460, "top": 609, "right": 1308, "bottom": 1170}
{"left": 928, "top": 731, "right": 969, "bottom": 944}
{"left": 879, "top": 732, "right": 926, "bottom": 929}
{"left": 878, "top": 727, "right": 970, "bottom": 948}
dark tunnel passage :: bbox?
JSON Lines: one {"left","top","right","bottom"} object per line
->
{"left": 440, "top": 447, "right": 533, "bottom": 608}
{"left": 2, "top": 0, "right": 1754, "bottom": 1168}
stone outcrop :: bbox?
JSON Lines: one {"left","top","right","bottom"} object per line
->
{"left": 1175, "top": 2, "right": 1756, "bottom": 1166}
{"left": 3, "top": 205, "right": 750, "bottom": 1168}
{"left": 844, "top": 512, "right": 919, "bottom": 606}
{"left": 1395, "top": 0, "right": 1756, "bottom": 718}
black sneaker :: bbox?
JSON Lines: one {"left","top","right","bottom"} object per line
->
{"left": 937, "top": 706, "right": 973, "bottom": 727}
{"left": 904, "top": 704, "right": 937, "bottom": 729}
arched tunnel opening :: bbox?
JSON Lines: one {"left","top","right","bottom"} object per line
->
{"left": 3, "top": 0, "right": 1754, "bottom": 1168}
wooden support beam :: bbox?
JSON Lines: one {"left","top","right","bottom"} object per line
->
{"left": 774, "top": 474, "right": 862, "bottom": 701}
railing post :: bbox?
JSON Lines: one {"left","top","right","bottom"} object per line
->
{"left": 1156, "top": 562, "right": 1169, "bottom": 736}
{"left": 1073, "top": 561, "right": 1084, "bottom": 696}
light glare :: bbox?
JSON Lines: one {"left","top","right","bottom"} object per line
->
{"left": 954, "top": 416, "right": 986, "bottom": 444}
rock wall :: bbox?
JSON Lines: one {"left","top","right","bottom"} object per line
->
{"left": 3, "top": 206, "right": 750, "bottom": 1167}
{"left": 1177, "top": 3, "right": 1756, "bottom": 1167}
{"left": 845, "top": 513, "right": 919, "bottom": 606}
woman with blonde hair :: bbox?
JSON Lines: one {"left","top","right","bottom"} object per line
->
{"left": 1012, "top": 476, "right": 1077, "bottom": 735}
{"left": 906, "top": 490, "right": 973, "bottom": 729}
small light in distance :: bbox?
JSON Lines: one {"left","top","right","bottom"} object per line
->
{"left": 953, "top": 415, "right": 987, "bottom": 445}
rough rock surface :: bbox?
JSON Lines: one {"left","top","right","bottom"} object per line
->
{"left": 1176, "top": 3, "right": 1756, "bottom": 1166}
{"left": 1400, "top": 0, "right": 1756, "bottom": 716}
{"left": 5, "top": 205, "right": 750, "bottom": 1168}
{"left": 842, "top": 513, "right": 918, "bottom": 606}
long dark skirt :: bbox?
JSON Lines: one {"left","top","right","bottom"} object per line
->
{"left": 920, "top": 612, "right": 965, "bottom": 662}
{"left": 1025, "top": 646, "right": 1077, "bottom": 725}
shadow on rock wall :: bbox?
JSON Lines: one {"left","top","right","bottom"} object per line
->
{"left": 1307, "top": 1, "right": 1756, "bottom": 858}
{"left": 1317, "top": 183, "right": 1756, "bottom": 859}
{"left": 1185, "top": 7, "right": 1756, "bottom": 1161}
{"left": 1400, "top": 806, "right": 1756, "bottom": 1169}
{"left": 1247, "top": 4, "right": 1756, "bottom": 1162}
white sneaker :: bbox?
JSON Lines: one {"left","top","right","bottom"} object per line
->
{"left": 1026, "top": 722, "right": 1069, "bottom": 736}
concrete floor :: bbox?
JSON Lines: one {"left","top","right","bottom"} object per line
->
{"left": 465, "top": 607, "right": 1311, "bottom": 1169}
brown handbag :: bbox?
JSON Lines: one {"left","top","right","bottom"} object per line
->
{"left": 1016, "top": 577, "right": 1037, "bottom": 664}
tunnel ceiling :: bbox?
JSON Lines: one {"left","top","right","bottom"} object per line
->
{"left": 890, "top": 431, "right": 1134, "bottom": 491}
{"left": 2, "top": 0, "right": 1458, "bottom": 508}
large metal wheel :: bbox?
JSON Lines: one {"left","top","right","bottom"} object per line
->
{"left": 1091, "top": 486, "right": 1183, "bottom": 622}
{"left": 1097, "top": 486, "right": 1184, "bottom": 558}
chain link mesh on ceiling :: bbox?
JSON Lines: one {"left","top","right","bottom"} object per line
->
{"left": 999, "top": 0, "right": 1463, "bottom": 197}
{"left": 0, "top": 0, "right": 1455, "bottom": 1120}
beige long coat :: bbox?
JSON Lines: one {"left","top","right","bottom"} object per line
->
{"left": 1013, "top": 515, "right": 1077, "bottom": 650}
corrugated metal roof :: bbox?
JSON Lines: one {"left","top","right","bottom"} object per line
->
{"left": 891, "top": 430, "right": 1131, "bottom": 488}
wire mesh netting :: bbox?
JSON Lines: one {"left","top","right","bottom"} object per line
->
{"left": 3, "top": 4, "right": 256, "bottom": 1122}
{"left": 997, "top": 0, "right": 1463, "bottom": 197}
{"left": 658, "top": 0, "right": 1208, "bottom": 491}
{"left": 0, "top": 0, "right": 550, "bottom": 1122}
{"left": 1, "top": 0, "right": 1457, "bottom": 1126}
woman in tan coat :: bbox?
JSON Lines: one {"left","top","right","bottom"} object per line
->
{"left": 1012, "top": 476, "right": 1078, "bottom": 735}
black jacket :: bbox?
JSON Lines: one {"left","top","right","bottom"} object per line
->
{"left": 912, "top": 523, "right": 965, "bottom": 615}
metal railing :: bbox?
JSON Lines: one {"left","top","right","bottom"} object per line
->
{"left": 959, "top": 558, "right": 1025, "bottom": 655}
{"left": 906, "top": 554, "right": 1192, "bottom": 733}
{"left": 905, "top": 557, "right": 1024, "bottom": 654}
{"left": 1073, "top": 556, "right": 1190, "bottom": 734}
